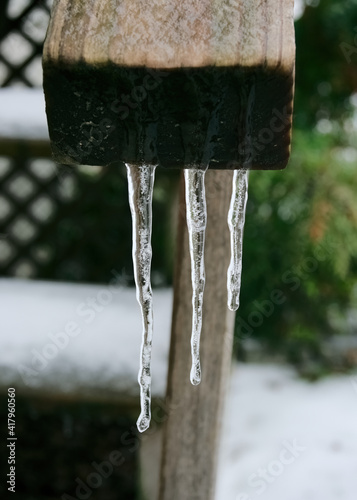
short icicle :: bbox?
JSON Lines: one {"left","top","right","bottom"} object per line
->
{"left": 126, "top": 163, "right": 156, "bottom": 433}
{"left": 227, "top": 169, "right": 249, "bottom": 311}
{"left": 184, "top": 168, "right": 208, "bottom": 386}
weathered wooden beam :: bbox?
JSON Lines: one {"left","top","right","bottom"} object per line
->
{"left": 43, "top": 0, "right": 295, "bottom": 170}
{"left": 158, "top": 169, "right": 235, "bottom": 500}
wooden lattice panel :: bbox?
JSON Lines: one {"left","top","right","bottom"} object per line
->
{"left": 0, "top": 152, "right": 178, "bottom": 283}
{"left": 0, "top": 0, "right": 52, "bottom": 87}
{"left": 0, "top": 155, "right": 72, "bottom": 277}
{"left": 0, "top": 156, "right": 133, "bottom": 281}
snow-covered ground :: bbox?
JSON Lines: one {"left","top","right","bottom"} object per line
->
{"left": 217, "top": 363, "right": 357, "bottom": 500}
{"left": 1, "top": 279, "right": 356, "bottom": 500}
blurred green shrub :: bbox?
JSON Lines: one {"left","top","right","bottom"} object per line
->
{"left": 294, "top": 0, "right": 357, "bottom": 128}
{"left": 236, "top": 128, "right": 357, "bottom": 370}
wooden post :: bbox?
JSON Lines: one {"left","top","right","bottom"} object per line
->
{"left": 159, "top": 169, "right": 235, "bottom": 500}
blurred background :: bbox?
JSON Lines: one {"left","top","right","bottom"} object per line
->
{"left": 0, "top": 0, "right": 357, "bottom": 499}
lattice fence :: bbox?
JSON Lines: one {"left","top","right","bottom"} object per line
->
{"left": 0, "top": 0, "right": 52, "bottom": 87}
{"left": 0, "top": 156, "right": 141, "bottom": 282}
{"left": 0, "top": 152, "right": 176, "bottom": 283}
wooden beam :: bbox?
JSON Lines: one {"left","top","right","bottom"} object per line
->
{"left": 43, "top": 0, "right": 295, "bottom": 170}
{"left": 159, "top": 169, "right": 235, "bottom": 500}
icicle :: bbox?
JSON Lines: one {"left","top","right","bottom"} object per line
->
{"left": 184, "top": 168, "right": 207, "bottom": 386}
{"left": 227, "top": 169, "right": 249, "bottom": 311}
{"left": 126, "top": 163, "right": 156, "bottom": 433}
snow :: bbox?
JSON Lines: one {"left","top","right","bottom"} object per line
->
{"left": 216, "top": 363, "right": 357, "bottom": 500}
{"left": 1, "top": 278, "right": 356, "bottom": 499}
{"left": 0, "top": 88, "right": 49, "bottom": 140}
{"left": 0, "top": 278, "right": 172, "bottom": 397}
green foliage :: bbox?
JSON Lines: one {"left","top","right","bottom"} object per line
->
{"left": 294, "top": 0, "right": 357, "bottom": 128}
{"left": 236, "top": 128, "right": 357, "bottom": 367}
{"left": 233, "top": 1, "right": 357, "bottom": 369}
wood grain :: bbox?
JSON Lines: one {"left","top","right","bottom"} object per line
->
{"left": 44, "top": 0, "right": 294, "bottom": 70}
{"left": 158, "top": 169, "right": 235, "bottom": 500}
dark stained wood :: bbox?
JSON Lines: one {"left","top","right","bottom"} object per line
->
{"left": 159, "top": 169, "right": 235, "bottom": 500}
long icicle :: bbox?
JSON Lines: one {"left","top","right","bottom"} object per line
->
{"left": 227, "top": 169, "right": 249, "bottom": 311}
{"left": 126, "top": 163, "right": 156, "bottom": 432}
{"left": 184, "top": 168, "right": 207, "bottom": 385}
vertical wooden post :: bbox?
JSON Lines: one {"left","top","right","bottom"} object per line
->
{"left": 159, "top": 169, "right": 235, "bottom": 500}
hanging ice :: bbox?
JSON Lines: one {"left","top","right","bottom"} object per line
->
{"left": 227, "top": 169, "right": 249, "bottom": 311}
{"left": 184, "top": 168, "right": 207, "bottom": 385}
{"left": 126, "top": 163, "right": 247, "bottom": 427}
{"left": 126, "top": 163, "right": 156, "bottom": 433}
